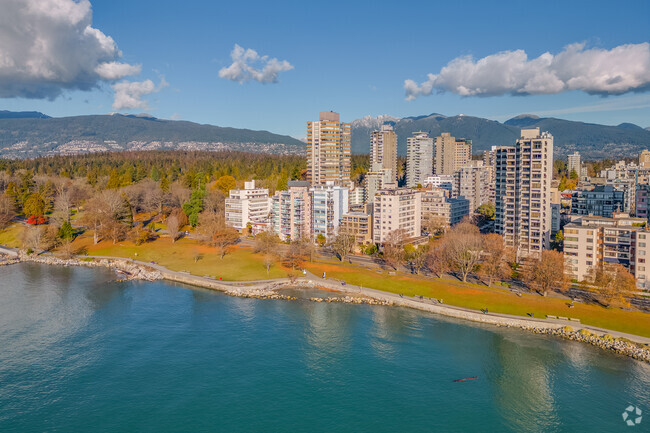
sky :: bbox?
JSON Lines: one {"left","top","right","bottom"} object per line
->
{"left": 0, "top": 0, "right": 649, "bottom": 138}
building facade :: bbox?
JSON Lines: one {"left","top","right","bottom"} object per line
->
{"left": 271, "top": 181, "right": 312, "bottom": 241}
{"left": 567, "top": 151, "right": 581, "bottom": 177}
{"left": 373, "top": 188, "right": 422, "bottom": 244}
{"left": 454, "top": 161, "right": 491, "bottom": 212}
{"left": 434, "top": 132, "right": 472, "bottom": 175}
{"left": 564, "top": 214, "right": 648, "bottom": 287}
{"left": 311, "top": 182, "right": 349, "bottom": 241}
{"left": 570, "top": 186, "right": 626, "bottom": 218}
{"left": 421, "top": 188, "right": 469, "bottom": 230}
{"left": 225, "top": 180, "right": 271, "bottom": 232}
{"left": 406, "top": 131, "right": 433, "bottom": 188}
{"left": 339, "top": 212, "right": 373, "bottom": 246}
{"left": 494, "top": 128, "right": 554, "bottom": 258}
{"left": 370, "top": 124, "right": 397, "bottom": 181}
{"left": 306, "top": 111, "right": 351, "bottom": 185}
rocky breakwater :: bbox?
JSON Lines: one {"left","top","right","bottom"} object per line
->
{"left": 20, "top": 254, "right": 163, "bottom": 282}
{"left": 310, "top": 296, "right": 393, "bottom": 306}
{"left": 224, "top": 287, "right": 297, "bottom": 301}
{"left": 529, "top": 326, "right": 650, "bottom": 363}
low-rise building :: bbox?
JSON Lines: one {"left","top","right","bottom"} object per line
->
{"left": 421, "top": 188, "right": 469, "bottom": 230}
{"left": 339, "top": 212, "right": 373, "bottom": 246}
{"left": 563, "top": 213, "right": 648, "bottom": 286}
{"left": 423, "top": 174, "right": 455, "bottom": 194}
{"left": 373, "top": 188, "right": 422, "bottom": 244}
{"left": 225, "top": 180, "right": 271, "bottom": 232}
{"left": 570, "top": 185, "right": 626, "bottom": 218}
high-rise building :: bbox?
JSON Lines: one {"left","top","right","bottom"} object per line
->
{"left": 567, "top": 152, "right": 581, "bottom": 177}
{"left": 307, "top": 111, "right": 351, "bottom": 185}
{"left": 373, "top": 188, "right": 422, "bottom": 244}
{"left": 311, "top": 181, "right": 349, "bottom": 241}
{"left": 640, "top": 149, "right": 650, "bottom": 168}
{"left": 454, "top": 161, "right": 491, "bottom": 212}
{"left": 370, "top": 124, "right": 397, "bottom": 181}
{"left": 483, "top": 147, "right": 498, "bottom": 204}
{"left": 406, "top": 131, "right": 433, "bottom": 188}
{"left": 225, "top": 180, "right": 271, "bottom": 232}
{"left": 271, "top": 181, "right": 312, "bottom": 241}
{"left": 434, "top": 132, "right": 472, "bottom": 175}
{"left": 495, "top": 128, "right": 553, "bottom": 258}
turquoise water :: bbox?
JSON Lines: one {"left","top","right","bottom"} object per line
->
{"left": 0, "top": 263, "right": 648, "bottom": 432}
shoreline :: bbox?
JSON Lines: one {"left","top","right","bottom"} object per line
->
{"left": 3, "top": 252, "right": 650, "bottom": 363}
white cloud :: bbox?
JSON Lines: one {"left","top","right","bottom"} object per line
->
{"left": 0, "top": 0, "right": 140, "bottom": 99}
{"left": 112, "top": 77, "right": 168, "bottom": 110}
{"left": 404, "top": 43, "right": 650, "bottom": 100}
{"left": 218, "top": 44, "right": 293, "bottom": 84}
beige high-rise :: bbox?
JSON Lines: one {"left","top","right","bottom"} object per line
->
{"left": 370, "top": 124, "right": 397, "bottom": 181}
{"left": 434, "top": 133, "right": 472, "bottom": 175}
{"left": 495, "top": 128, "right": 553, "bottom": 259}
{"left": 307, "top": 112, "right": 351, "bottom": 185}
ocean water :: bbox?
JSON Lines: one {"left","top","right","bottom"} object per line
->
{"left": 0, "top": 263, "right": 648, "bottom": 432}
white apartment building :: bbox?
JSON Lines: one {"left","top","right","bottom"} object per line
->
{"left": 424, "top": 174, "right": 455, "bottom": 194}
{"left": 348, "top": 185, "right": 366, "bottom": 207}
{"left": 406, "top": 131, "right": 433, "bottom": 188}
{"left": 365, "top": 169, "right": 395, "bottom": 204}
{"left": 434, "top": 132, "right": 472, "bottom": 175}
{"left": 373, "top": 188, "right": 422, "bottom": 244}
{"left": 564, "top": 214, "right": 649, "bottom": 288}
{"left": 567, "top": 151, "right": 581, "bottom": 177}
{"left": 271, "top": 181, "right": 312, "bottom": 241}
{"left": 495, "top": 128, "right": 553, "bottom": 259}
{"left": 311, "top": 182, "right": 349, "bottom": 241}
{"left": 225, "top": 180, "right": 271, "bottom": 232}
{"left": 454, "top": 160, "right": 491, "bottom": 212}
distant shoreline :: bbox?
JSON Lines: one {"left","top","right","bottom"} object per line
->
{"left": 3, "top": 252, "right": 650, "bottom": 363}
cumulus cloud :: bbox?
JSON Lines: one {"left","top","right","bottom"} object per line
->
{"left": 112, "top": 77, "right": 168, "bottom": 110}
{"left": 404, "top": 43, "right": 650, "bottom": 100}
{"left": 0, "top": 0, "right": 140, "bottom": 99}
{"left": 218, "top": 44, "right": 293, "bottom": 84}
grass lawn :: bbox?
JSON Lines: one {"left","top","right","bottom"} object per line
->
{"left": 305, "top": 259, "right": 650, "bottom": 338}
{"left": 0, "top": 224, "right": 24, "bottom": 248}
{"left": 72, "top": 235, "right": 291, "bottom": 281}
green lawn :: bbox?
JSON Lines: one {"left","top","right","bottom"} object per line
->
{"left": 305, "top": 259, "right": 650, "bottom": 338}
{"left": 80, "top": 236, "right": 291, "bottom": 281}
{"left": 0, "top": 224, "right": 23, "bottom": 248}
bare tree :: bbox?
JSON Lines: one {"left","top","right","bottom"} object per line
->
{"left": 165, "top": 208, "right": 187, "bottom": 243}
{"left": 263, "top": 254, "right": 275, "bottom": 275}
{"left": 425, "top": 238, "right": 448, "bottom": 278}
{"left": 0, "top": 193, "right": 16, "bottom": 229}
{"left": 383, "top": 229, "right": 408, "bottom": 270}
{"left": 283, "top": 239, "right": 308, "bottom": 270}
{"left": 422, "top": 213, "right": 448, "bottom": 236}
{"left": 197, "top": 209, "right": 239, "bottom": 259}
{"left": 169, "top": 182, "right": 191, "bottom": 208}
{"left": 523, "top": 250, "right": 568, "bottom": 296}
{"left": 442, "top": 221, "right": 483, "bottom": 282}
{"left": 254, "top": 230, "right": 280, "bottom": 255}
{"left": 329, "top": 231, "right": 355, "bottom": 261}
{"left": 479, "top": 233, "right": 513, "bottom": 286}
{"left": 587, "top": 263, "right": 635, "bottom": 308}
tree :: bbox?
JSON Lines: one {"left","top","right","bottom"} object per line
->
{"left": 23, "top": 192, "right": 46, "bottom": 218}
{"left": 213, "top": 175, "right": 236, "bottom": 195}
{"left": 404, "top": 243, "right": 429, "bottom": 274}
{"left": 57, "top": 221, "right": 75, "bottom": 242}
{"left": 588, "top": 263, "right": 634, "bottom": 308}
{"left": 330, "top": 231, "right": 355, "bottom": 260}
{"left": 383, "top": 229, "right": 407, "bottom": 270}
{"left": 523, "top": 250, "right": 567, "bottom": 296}
{"left": 263, "top": 254, "right": 275, "bottom": 276}
{"left": 254, "top": 230, "right": 280, "bottom": 255}
{"left": 569, "top": 168, "right": 578, "bottom": 179}
{"left": 0, "top": 193, "right": 16, "bottom": 229}
{"left": 442, "top": 221, "right": 483, "bottom": 282}
{"left": 425, "top": 238, "right": 448, "bottom": 278}
{"left": 182, "top": 189, "right": 206, "bottom": 227}
{"left": 422, "top": 213, "right": 447, "bottom": 236}
{"left": 166, "top": 208, "right": 187, "bottom": 243}
{"left": 283, "top": 240, "right": 309, "bottom": 270}
{"left": 316, "top": 233, "right": 326, "bottom": 247}
{"left": 196, "top": 209, "right": 238, "bottom": 259}
{"left": 552, "top": 230, "right": 564, "bottom": 251}
{"left": 479, "top": 233, "right": 512, "bottom": 286}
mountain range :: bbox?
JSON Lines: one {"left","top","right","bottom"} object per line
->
{"left": 0, "top": 110, "right": 649, "bottom": 160}
{"left": 350, "top": 113, "right": 650, "bottom": 159}
{"left": 0, "top": 112, "right": 304, "bottom": 159}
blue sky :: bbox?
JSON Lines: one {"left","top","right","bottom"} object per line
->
{"left": 1, "top": 0, "right": 649, "bottom": 138}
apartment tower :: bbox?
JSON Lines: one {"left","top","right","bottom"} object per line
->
{"left": 434, "top": 133, "right": 472, "bottom": 175}
{"left": 370, "top": 124, "right": 398, "bottom": 181}
{"left": 406, "top": 131, "right": 433, "bottom": 188}
{"left": 307, "top": 112, "right": 351, "bottom": 185}
{"left": 495, "top": 128, "right": 553, "bottom": 259}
